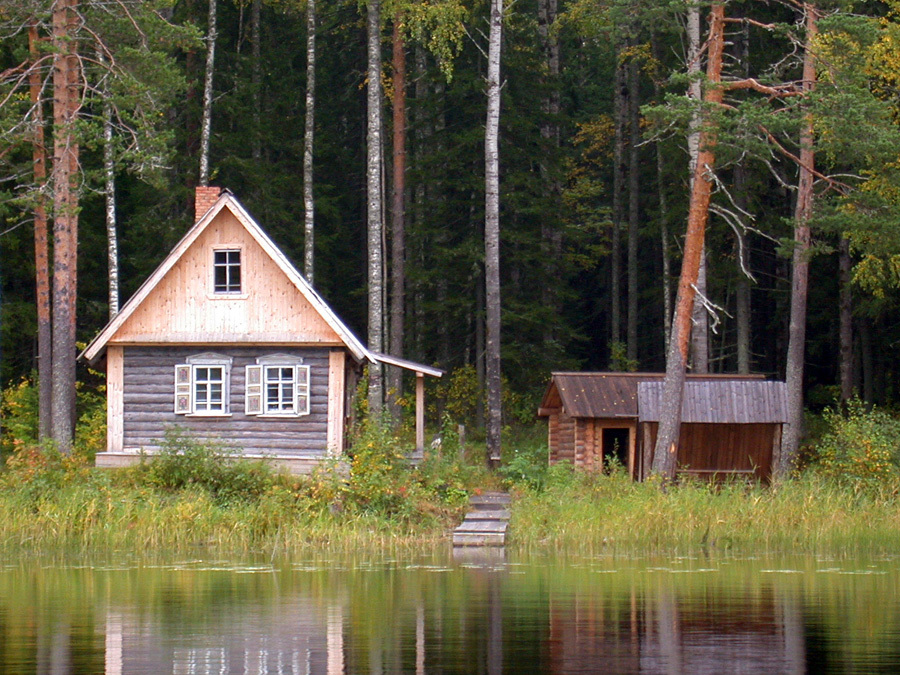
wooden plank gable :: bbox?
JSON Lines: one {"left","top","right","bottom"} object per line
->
{"left": 112, "top": 208, "right": 342, "bottom": 345}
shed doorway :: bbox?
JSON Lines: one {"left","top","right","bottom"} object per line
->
{"left": 602, "top": 428, "right": 630, "bottom": 473}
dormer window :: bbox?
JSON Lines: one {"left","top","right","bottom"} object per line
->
{"left": 213, "top": 249, "right": 241, "bottom": 293}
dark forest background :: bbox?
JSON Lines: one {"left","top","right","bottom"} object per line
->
{"left": 3, "top": 0, "right": 900, "bottom": 430}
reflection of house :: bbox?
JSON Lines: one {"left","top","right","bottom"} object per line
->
{"left": 104, "top": 600, "right": 344, "bottom": 675}
{"left": 82, "top": 188, "right": 440, "bottom": 473}
{"left": 538, "top": 373, "right": 788, "bottom": 480}
{"left": 548, "top": 586, "right": 805, "bottom": 674}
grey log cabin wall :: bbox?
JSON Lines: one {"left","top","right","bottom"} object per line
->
{"left": 123, "top": 346, "right": 330, "bottom": 455}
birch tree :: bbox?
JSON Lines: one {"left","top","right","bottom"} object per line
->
{"left": 484, "top": 0, "right": 503, "bottom": 465}
{"left": 199, "top": 0, "right": 217, "bottom": 186}
{"left": 366, "top": 0, "right": 385, "bottom": 416}
{"left": 303, "top": 0, "right": 316, "bottom": 283}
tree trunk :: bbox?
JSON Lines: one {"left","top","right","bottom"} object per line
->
{"left": 778, "top": 3, "right": 818, "bottom": 477}
{"left": 251, "top": 0, "right": 262, "bottom": 162}
{"left": 652, "top": 35, "right": 672, "bottom": 352}
{"left": 484, "top": 0, "right": 503, "bottom": 466}
{"left": 366, "top": 0, "right": 385, "bottom": 417}
{"left": 860, "top": 317, "right": 873, "bottom": 403}
{"left": 691, "top": 251, "right": 709, "bottom": 372}
{"left": 627, "top": 55, "right": 640, "bottom": 364}
{"left": 657, "top": 143, "right": 672, "bottom": 352}
{"left": 198, "top": 0, "right": 217, "bottom": 186}
{"left": 611, "top": 55, "right": 626, "bottom": 348}
{"left": 686, "top": 2, "right": 708, "bottom": 373}
{"left": 387, "top": 20, "right": 407, "bottom": 423}
{"left": 734, "top": 16, "right": 751, "bottom": 374}
{"left": 538, "top": 0, "right": 560, "bottom": 351}
{"left": 839, "top": 237, "right": 853, "bottom": 402}
{"left": 29, "top": 22, "right": 53, "bottom": 441}
{"left": 651, "top": 2, "right": 725, "bottom": 480}
{"left": 99, "top": 48, "right": 119, "bottom": 319}
{"left": 50, "top": 0, "right": 82, "bottom": 453}
{"left": 303, "top": 0, "right": 316, "bottom": 282}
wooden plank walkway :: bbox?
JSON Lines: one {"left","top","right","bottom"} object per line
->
{"left": 452, "top": 492, "right": 511, "bottom": 547}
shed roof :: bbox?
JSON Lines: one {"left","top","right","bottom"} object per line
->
{"left": 637, "top": 380, "right": 788, "bottom": 424}
{"left": 538, "top": 372, "right": 767, "bottom": 420}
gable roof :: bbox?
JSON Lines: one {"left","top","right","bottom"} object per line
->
{"left": 82, "top": 192, "right": 369, "bottom": 363}
{"left": 637, "top": 380, "right": 788, "bottom": 424}
{"left": 538, "top": 372, "right": 768, "bottom": 419}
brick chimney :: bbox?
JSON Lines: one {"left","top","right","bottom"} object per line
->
{"left": 195, "top": 185, "right": 222, "bottom": 221}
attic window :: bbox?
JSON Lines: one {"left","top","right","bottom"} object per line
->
{"left": 213, "top": 249, "right": 241, "bottom": 293}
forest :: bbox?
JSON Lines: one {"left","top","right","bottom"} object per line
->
{"left": 3, "top": 0, "right": 900, "bottom": 458}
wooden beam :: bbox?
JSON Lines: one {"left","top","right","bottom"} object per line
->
{"left": 327, "top": 350, "right": 346, "bottom": 456}
{"left": 416, "top": 372, "right": 425, "bottom": 453}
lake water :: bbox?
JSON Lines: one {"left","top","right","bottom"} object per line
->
{"left": 2, "top": 550, "right": 899, "bottom": 674}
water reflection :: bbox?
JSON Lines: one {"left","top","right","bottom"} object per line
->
{"left": 1, "top": 555, "right": 899, "bottom": 674}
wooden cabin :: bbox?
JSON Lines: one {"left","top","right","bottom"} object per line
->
{"left": 82, "top": 187, "right": 440, "bottom": 474}
{"left": 538, "top": 373, "right": 788, "bottom": 481}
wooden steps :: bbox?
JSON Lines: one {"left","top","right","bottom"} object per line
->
{"left": 452, "top": 492, "right": 511, "bottom": 547}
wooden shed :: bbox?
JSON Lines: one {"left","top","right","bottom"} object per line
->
{"left": 538, "top": 373, "right": 788, "bottom": 481}
{"left": 82, "top": 187, "right": 441, "bottom": 474}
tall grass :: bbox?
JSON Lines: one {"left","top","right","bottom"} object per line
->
{"left": 509, "top": 464, "right": 900, "bottom": 556}
{"left": 0, "top": 434, "right": 471, "bottom": 558}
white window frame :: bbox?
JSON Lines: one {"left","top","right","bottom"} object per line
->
{"left": 212, "top": 248, "right": 242, "bottom": 295}
{"left": 245, "top": 355, "right": 310, "bottom": 418}
{"left": 174, "top": 353, "right": 233, "bottom": 417}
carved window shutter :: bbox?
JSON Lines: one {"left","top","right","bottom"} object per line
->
{"left": 174, "top": 364, "right": 192, "bottom": 414}
{"left": 296, "top": 365, "right": 311, "bottom": 415}
{"left": 245, "top": 365, "right": 263, "bottom": 415}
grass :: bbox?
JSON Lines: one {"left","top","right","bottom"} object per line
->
{"left": 509, "top": 463, "right": 900, "bottom": 556}
{"left": 5, "top": 415, "right": 900, "bottom": 560}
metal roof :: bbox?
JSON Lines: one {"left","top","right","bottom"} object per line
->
{"left": 637, "top": 380, "right": 788, "bottom": 424}
{"left": 538, "top": 372, "right": 770, "bottom": 420}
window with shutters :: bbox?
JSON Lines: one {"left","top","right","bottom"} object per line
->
{"left": 245, "top": 355, "right": 310, "bottom": 417}
{"left": 174, "top": 354, "right": 232, "bottom": 416}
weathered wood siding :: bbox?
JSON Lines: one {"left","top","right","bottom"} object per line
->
{"left": 113, "top": 209, "right": 342, "bottom": 344}
{"left": 122, "top": 346, "right": 331, "bottom": 455}
{"left": 641, "top": 422, "right": 775, "bottom": 480}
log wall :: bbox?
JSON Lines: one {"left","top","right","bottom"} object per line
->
{"left": 548, "top": 411, "right": 575, "bottom": 464}
{"left": 122, "top": 346, "right": 331, "bottom": 455}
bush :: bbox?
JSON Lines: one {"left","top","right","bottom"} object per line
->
{"left": 1, "top": 377, "right": 107, "bottom": 460}
{"left": 1, "top": 378, "right": 39, "bottom": 455}
{"left": 138, "top": 431, "right": 278, "bottom": 506}
{"left": 813, "top": 399, "right": 900, "bottom": 488}
{"left": 0, "top": 445, "right": 95, "bottom": 506}
{"left": 343, "top": 420, "right": 473, "bottom": 524}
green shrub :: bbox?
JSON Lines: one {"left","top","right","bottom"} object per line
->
{"left": 138, "top": 431, "right": 277, "bottom": 506}
{"left": 344, "top": 420, "right": 474, "bottom": 524}
{"left": 1, "top": 378, "right": 39, "bottom": 455}
{"left": 813, "top": 399, "right": 900, "bottom": 488}
{"left": 500, "top": 442, "right": 550, "bottom": 490}
{"left": 0, "top": 445, "right": 95, "bottom": 506}
{"left": 1, "top": 377, "right": 107, "bottom": 460}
